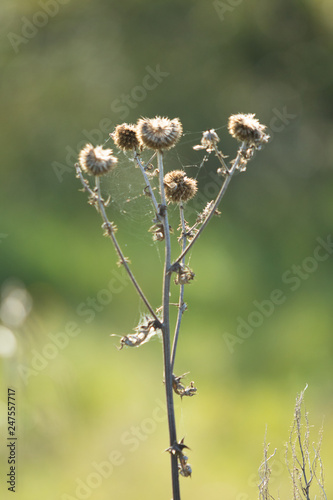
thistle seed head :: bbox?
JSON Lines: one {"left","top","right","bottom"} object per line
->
{"left": 112, "top": 123, "right": 141, "bottom": 151}
{"left": 137, "top": 116, "right": 183, "bottom": 150}
{"left": 228, "top": 113, "right": 269, "bottom": 146}
{"left": 79, "top": 144, "right": 118, "bottom": 176}
{"left": 164, "top": 170, "right": 197, "bottom": 204}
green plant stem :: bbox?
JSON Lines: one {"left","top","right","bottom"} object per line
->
{"left": 173, "top": 142, "right": 247, "bottom": 266}
{"left": 157, "top": 150, "right": 181, "bottom": 500}
{"left": 171, "top": 202, "right": 187, "bottom": 372}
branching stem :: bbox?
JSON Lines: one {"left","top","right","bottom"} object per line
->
{"left": 173, "top": 141, "right": 247, "bottom": 266}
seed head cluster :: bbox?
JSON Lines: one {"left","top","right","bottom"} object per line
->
{"left": 137, "top": 116, "right": 182, "bottom": 150}
{"left": 79, "top": 144, "right": 118, "bottom": 176}
{"left": 112, "top": 123, "right": 141, "bottom": 151}
{"left": 164, "top": 170, "right": 198, "bottom": 204}
{"left": 228, "top": 113, "right": 269, "bottom": 146}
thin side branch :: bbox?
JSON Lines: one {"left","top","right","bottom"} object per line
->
{"left": 173, "top": 141, "right": 247, "bottom": 266}
{"left": 171, "top": 202, "right": 187, "bottom": 372}
{"left": 133, "top": 150, "right": 159, "bottom": 213}
{"left": 258, "top": 432, "right": 277, "bottom": 500}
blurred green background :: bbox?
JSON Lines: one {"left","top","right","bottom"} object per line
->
{"left": 1, "top": 0, "right": 333, "bottom": 499}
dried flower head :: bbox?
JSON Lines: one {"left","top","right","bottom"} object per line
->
{"left": 149, "top": 222, "right": 173, "bottom": 242}
{"left": 112, "top": 123, "right": 141, "bottom": 151}
{"left": 228, "top": 155, "right": 249, "bottom": 173}
{"left": 174, "top": 264, "right": 195, "bottom": 285}
{"left": 193, "top": 129, "right": 220, "bottom": 152}
{"left": 137, "top": 116, "right": 182, "bottom": 150}
{"left": 228, "top": 113, "right": 269, "bottom": 146}
{"left": 173, "top": 373, "right": 197, "bottom": 399}
{"left": 164, "top": 170, "right": 198, "bottom": 204}
{"left": 111, "top": 317, "right": 161, "bottom": 350}
{"left": 79, "top": 144, "right": 118, "bottom": 176}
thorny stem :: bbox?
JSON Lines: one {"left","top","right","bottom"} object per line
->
{"left": 171, "top": 202, "right": 187, "bottom": 372}
{"left": 75, "top": 164, "right": 159, "bottom": 323}
{"left": 173, "top": 141, "right": 247, "bottom": 266}
{"left": 158, "top": 150, "right": 181, "bottom": 500}
{"left": 133, "top": 150, "right": 159, "bottom": 213}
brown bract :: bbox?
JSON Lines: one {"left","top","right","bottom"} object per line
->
{"left": 137, "top": 116, "right": 182, "bottom": 150}
{"left": 193, "top": 129, "right": 220, "bottom": 152}
{"left": 79, "top": 144, "right": 118, "bottom": 176}
{"left": 164, "top": 170, "right": 197, "bottom": 203}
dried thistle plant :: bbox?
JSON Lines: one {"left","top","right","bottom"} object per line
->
{"left": 74, "top": 113, "right": 269, "bottom": 500}
{"left": 258, "top": 432, "right": 277, "bottom": 500}
{"left": 258, "top": 386, "right": 327, "bottom": 500}
{"left": 286, "top": 385, "right": 327, "bottom": 500}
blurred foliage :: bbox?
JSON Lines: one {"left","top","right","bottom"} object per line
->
{"left": 1, "top": 0, "right": 333, "bottom": 499}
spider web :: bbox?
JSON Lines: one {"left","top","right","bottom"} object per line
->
{"left": 101, "top": 124, "right": 228, "bottom": 334}
{"left": 99, "top": 145, "right": 156, "bottom": 240}
{"left": 99, "top": 123, "right": 227, "bottom": 248}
